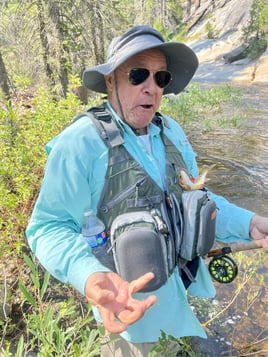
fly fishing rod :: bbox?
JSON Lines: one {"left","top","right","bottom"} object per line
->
{"left": 207, "top": 240, "right": 262, "bottom": 283}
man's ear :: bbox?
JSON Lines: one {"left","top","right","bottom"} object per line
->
{"left": 105, "top": 74, "right": 114, "bottom": 93}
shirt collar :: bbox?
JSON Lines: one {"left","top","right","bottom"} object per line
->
{"left": 106, "top": 101, "right": 161, "bottom": 137}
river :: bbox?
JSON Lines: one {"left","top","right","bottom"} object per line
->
{"left": 187, "top": 84, "right": 268, "bottom": 356}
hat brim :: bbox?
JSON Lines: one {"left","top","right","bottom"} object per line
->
{"left": 83, "top": 38, "right": 198, "bottom": 95}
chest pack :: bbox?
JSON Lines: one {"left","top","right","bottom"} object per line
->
{"left": 76, "top": 104, "right": 217, "bottom": 292}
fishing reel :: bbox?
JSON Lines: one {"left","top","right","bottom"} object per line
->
{"left": 207, "top": 240, "right": 261, "bottom": 283}
{"left": 208, "top": 254, "right": 238, "bottom": 283}
{"left": 207, "top": 246, "right": 238, "bottom": 283}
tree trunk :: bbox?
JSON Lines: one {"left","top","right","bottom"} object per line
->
{"left": 186, "top": 0, "right": 192, "bottom": 17}
{"left": 87, "top": 0, "right": 105, "bottom": 65}
{"left": 37, "top": 0, "right": 55, "bottom": 87}
{"left": 160, "top": 0, "right": 168, "bottom": 27}
{"left": 48, "top": 1, "right": 69, "bottom": 97}
{"left": 95, "top": 1, "right": 105, "bottom": 64}
{"left": 0, "top": 51, "right": 11, "bottom": 103}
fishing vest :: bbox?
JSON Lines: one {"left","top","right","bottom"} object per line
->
{"left": 76, "top": 104, "right": 216, "bottom": 291}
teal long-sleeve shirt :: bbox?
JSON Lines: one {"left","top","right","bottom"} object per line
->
{"left": 26, "top": 103, "right": 254, "bottom": 342}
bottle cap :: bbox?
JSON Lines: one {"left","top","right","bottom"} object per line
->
{"left": 84, "top": 209, "right": 93, "bottom": 216}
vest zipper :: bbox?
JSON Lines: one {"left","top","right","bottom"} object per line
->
{"left": 101, "top": 177, "right": 147, "bottom": 212}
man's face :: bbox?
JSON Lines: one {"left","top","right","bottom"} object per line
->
{"left": 105, "top": 49, "right": 167, "bottom": 132}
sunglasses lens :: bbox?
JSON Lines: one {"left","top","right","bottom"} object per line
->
{"left": 128, "top": 68, "right": 171, "bottom": 88}
{"left": 128, "top": 68, "right": 150, "bottom": 85}
{"left": 155, "top": 71, "right": 172, "bottom": 88}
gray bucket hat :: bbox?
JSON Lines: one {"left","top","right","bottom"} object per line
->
{"left": 83, "top": 25, "right": 198, "bottom": 95}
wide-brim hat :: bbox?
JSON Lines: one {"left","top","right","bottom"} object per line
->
{"left": 83, "top": 25, "right": 198, "bottom": 95}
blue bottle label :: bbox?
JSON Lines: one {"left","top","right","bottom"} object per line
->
{"left": 85, "top": 230, "right": 108, "bottom": 248}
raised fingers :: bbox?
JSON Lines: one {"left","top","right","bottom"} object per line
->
{"left": 97, "top": 305, "right": 127, "bottom": 334}
{"left": 129, "top": 272, "right": 155, "bottom": 294}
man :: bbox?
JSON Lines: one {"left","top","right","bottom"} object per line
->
{"left": 26, "top": 25, "right": 268, "bottom": 356}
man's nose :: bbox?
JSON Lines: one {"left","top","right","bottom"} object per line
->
{"left": 143, "top": 73, "right": 158, "bottom": 92}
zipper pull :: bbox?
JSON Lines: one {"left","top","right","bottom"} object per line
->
{"left": 165, "top": 191, "right": 173, "bottom": 208}
{"left": 135, "top": 177, "right": 147, "bottom": 207}
{"left": 135, "top": 185, "right": 139, "bottom": 207}
{"left": 151, "top": 209, "right": 168, "bottom": 234}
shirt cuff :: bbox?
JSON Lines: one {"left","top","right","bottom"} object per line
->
{"left": 68, "top": 255, "right": 111, "bottom": 295}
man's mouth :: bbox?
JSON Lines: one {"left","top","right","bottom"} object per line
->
{"left": 141, "top": 104, "right": 153, "bottom": 109}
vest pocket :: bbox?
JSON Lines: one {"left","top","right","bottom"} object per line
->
{"left": 180, "top": 190, "right": 217, "bottom": 261}
{"left": 110, "top": 211, "right": 171, "bottom": 292}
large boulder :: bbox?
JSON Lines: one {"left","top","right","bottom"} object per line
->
{"left": 223, "top": 46, "right": 248, "bottom": 63}
{"left": 188, "top": 0, "right": 267, "bottom": 84}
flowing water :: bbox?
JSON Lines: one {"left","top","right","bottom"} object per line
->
{"left": 186, "top": 84, "right": 268, "bottom": 356}
{"left": 191, "top": 84, "right": 268, "bottom": 216}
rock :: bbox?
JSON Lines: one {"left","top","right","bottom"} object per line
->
{"left": 223, "top": 45, "right": 248, "bottom": 63}
{"left": 188, "top": 0, "right": 253, "bottom": 41}
{"left": 188, "top": 0, "right": 268, "bottom": 84}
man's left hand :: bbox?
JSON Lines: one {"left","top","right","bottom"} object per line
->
{"left": 249, "top": 215, "right": 268, "bottom": 251}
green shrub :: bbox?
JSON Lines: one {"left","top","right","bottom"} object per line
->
{"left": 160, "top": 83, "right": 243, "bottom": 131}
{"left": 242, "top": 0, "right": 268, "bottom": 58}
{"left": 1, "top": 254, "right": 103, "bottom": 356}
{"left": 205, "top": 21, "right": 214, "bottom": 39}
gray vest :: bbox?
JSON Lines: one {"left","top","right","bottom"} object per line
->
{"left": 76, "top": 104, "right": 201, "bottom": 290}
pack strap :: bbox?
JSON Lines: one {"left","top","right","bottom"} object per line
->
{"left": 75, "top": 105, "right": 125, "bottom": 148}
{"left": 153, "top": 112, "right": 170, "bottom": 129}
{"left": 109, "top": 150, "right": 132, "bottom": 165}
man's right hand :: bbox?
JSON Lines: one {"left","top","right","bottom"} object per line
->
{"left": 85, "top": 271, "right": 157, "bottom": 333}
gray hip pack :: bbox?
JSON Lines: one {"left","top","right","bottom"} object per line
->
{"left": 108, "top": 189, "right": 216, "bottom": 292}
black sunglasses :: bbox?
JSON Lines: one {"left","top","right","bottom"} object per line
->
{"left": 127, "top": 68, "right": 172, "bottom": 89}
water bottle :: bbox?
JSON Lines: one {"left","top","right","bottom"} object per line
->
{"left": 82, "top": 210, "right": 107, "bottom": 248}
{"left": 82, "top": 210, "right": 115, "bottom": 270}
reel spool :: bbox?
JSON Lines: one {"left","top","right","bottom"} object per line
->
{"left": 208, "top": 255, "right": 238, "bottom": 283}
